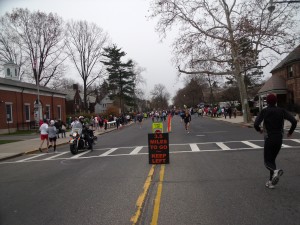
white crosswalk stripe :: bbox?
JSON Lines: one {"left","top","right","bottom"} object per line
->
{"left": 71, "top": 150, "right": 92, "bottom": 159}
{"left": 216, "top": 142, "right": 231, "bottom": 150}
{"left": 190, "top": 144, "right": 201, "bottom": 152}
{"left": 44, "top": 152, "right": 69, "bottom": 160}
{"left": 2, "top": 139, "right": 300, "bottom": 164}
{"left": 100, "top": 148, "right": 118, "bottom": 156}
{"left": 16, "top": 153, "right": 46, "bottom": 162}
{"left": 130, "top": 146, "right": 143, "bottom": 155}
{"left": 291, "top": 139, "right": 300, "bottom": 144}
{"left": 242, "top": 141, "right": 262, "bottom": 148}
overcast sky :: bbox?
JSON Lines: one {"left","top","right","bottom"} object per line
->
{"left": 0, "top": 0, "right": 185, "bottom": 101}
{"left": 1, "top": 0, "right": 299, "bottom": 103}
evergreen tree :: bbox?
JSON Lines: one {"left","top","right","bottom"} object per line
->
{"left": 102, "top": 45, "right": 136, "bottom": 113}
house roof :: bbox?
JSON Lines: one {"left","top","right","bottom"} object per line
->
{"left": 65, "top": 89, "right": 96, "bottom": 103}
{"left": 95, "top": 95, "right": 113, "bottom": 105}
{"left": 271, "top": 44, "right": 300, "bottom": 73}
{"left": 258, "top": 75, "right": 287, "bottom": 95}
{"left": 0, "top": 77, "right": 67, "bottom": 95}
{"left": 65, "top": 89, "right": 77, "bottom": 101}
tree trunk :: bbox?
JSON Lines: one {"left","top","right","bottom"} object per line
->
{"left": 236, "top": 72, "right": 251, "bottom": 123}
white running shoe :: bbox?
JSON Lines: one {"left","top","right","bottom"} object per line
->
{"left": 272, "top": 169, "right": 283, "bottom": 185}
{"left": 265, "top": 180, "right": 275, "bottom": 189}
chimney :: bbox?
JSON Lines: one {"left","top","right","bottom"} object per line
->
{"left": 73, "top": 84, "right": 78, "bottom": 90}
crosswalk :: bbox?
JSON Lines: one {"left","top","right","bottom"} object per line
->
{"left": 2, "top": 139, "right": 300, "bottom": 164}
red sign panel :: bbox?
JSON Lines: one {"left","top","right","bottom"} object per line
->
{"left": 148, "top": 133, "right": 169, "bottom": 164}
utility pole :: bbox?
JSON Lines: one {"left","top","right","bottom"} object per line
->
{"left": 33, "top": 58, "right": 40, "bottom": 126}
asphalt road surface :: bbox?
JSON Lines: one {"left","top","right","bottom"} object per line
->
{"left": 1, "top": 115, "right": 300, "bottom": 225}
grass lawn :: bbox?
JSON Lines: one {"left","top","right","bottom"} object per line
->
{"left": 0, "top": 140, "right": 21, "bottom": 145}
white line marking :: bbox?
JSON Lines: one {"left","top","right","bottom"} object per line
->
{"left": 190, "top": 144, "right": 200, "bottom": 152}
{"left": 282, "top": 144, "right": 291, "bottom": 148}
{"left": 242, "top": 141, "right": 261, "bottom": 148}
{"left": 44, "top": 152, "right": 69, "bottom": 160}
{"left": 16, "top": 154, "right": 46, "bottom": 162}
{"left": 291, "top": 139, "right": 300, "bottom": 144}
{"left": 216, "top": 142, "right": 231, "bottom": 150}
{"left": 100, "top": 148, "right": 118, "bottom": 156}
{"left": 130, "top": 146, "right": 143, "bottom": 155}
{"left": 71, "top": 150, "right": 91, "bottom": 159}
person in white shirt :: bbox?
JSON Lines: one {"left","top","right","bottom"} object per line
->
{"left": 39, "top": 119, "right": 49, "bottom": 152}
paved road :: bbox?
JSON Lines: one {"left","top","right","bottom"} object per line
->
{"left": 0, "top": 116, "right": 299, "bottom": 225}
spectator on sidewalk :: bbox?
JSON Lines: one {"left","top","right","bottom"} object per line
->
{"left": 39, "top": 119, "right": 49, "bottom": 153}
{"left": 61, "top": 122, "right": 66, "bottom": 138}
{"left": 227, "top": 107, "right": 232, "bottom": 119}
{"left": 254, "top": 93, "right": 297, "bottom": 189}
{"left": 47, "top": 120, "right": 57, "bottom": 152}
{"left": 104, "top": 117, "right": 108, "bottom": 130}
{"left": 233, "top": 107, "right": 237, "bottom": 118}
{"left": 99, "top": 116, "right": 104, "bottom": 131}
{"left": 54, "top": 119, "right": 61, "bottom": 139}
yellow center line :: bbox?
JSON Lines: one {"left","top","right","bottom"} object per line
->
{"left": 151, "top": 164, "right": 165, "bottom": 225}
{"left": 131, "top": 165, "right": 156, "bottom": 224}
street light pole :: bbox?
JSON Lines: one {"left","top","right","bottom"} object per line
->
{"left": 33, "top": 58, "right": 40, "bottom": 125}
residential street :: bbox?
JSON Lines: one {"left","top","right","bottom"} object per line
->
{"left": 0, "top": 115, "right": 300, "bottom": 225}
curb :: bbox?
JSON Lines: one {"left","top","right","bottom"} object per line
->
{"left": 207, "top": 116, "right": 254, "bottom": 128}
{"left": 0, "top": 153, "right": 24, "bottom": 162}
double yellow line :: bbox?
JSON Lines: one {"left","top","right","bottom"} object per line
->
{"left": 131, "top": 164, "right": 166, "bottom": 225}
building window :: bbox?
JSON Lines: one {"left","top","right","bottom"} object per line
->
{"left": 6, "top": 103, "right": 13, "bottom": 122}
{"left": 25, "top": 104, "right": 30, "bottom": 121}
{"left": 45, "top": 105, "right": 50, "bottom": 119}
{"left": 15, "top": 68, "right": 18, "bottom": 77}
{"left": 288, "top": 66, "right": 293, "bottom": 78}
{"left": 7, "top": 68, "right": 11, "bottom": 76}
{"left": 57, "top": 105, "right": 61, "bottom": 120}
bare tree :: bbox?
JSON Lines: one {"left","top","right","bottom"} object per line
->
{"left": 4, "top": 8, "right": 67, "bottom": 86}
{"left": 51, "top": 76, "right": 77, "bottom": 90}
{"left": 0, "top": 16, "right": 28, "bottom": 80}
{"left": 65, "top": 20, "right": 109, "bottom": 112}
{"left": 173, "top": 76, "right": 206, "bottom": 108}
{"left": 150, "top": 84, "right": 170, "bottom": 109}
{"left": 150, "top": 0, "right": 300, "bottom": 122}
{"left": 132, "top": 60, "right": 146, "bottom": 110}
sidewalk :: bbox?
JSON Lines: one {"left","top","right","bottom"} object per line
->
{"left": 209, "top": 115, "right": 254, "bottom": 127}
{"left": 209, "top": 115, "right": 297, "bottom": 129}
{"left": 0, "top": 126, "right": 118, "bottom": 161}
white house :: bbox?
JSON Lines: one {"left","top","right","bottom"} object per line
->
{"left": 94, "top": 95, "right": 114, "bottom": 114}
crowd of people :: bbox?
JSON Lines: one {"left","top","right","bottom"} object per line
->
{"left": 38, "top": 118, "right": 67, "bottom": 153}
{"left": 196, "top": 105, "right": 238, "bottom": 118}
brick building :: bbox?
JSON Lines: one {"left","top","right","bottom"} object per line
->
{"left": 0, "top": 75, "right": 66, "bottom": 134}
{"left": 258, "top": 44, "right": 300, "bottom": 111}
{"left": 65, "top": 84, "right": 96, "bottom": 115}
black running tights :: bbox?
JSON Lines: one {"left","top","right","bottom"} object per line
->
{"left": 264, "top": 134, "right": 283, "bottom": 180}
